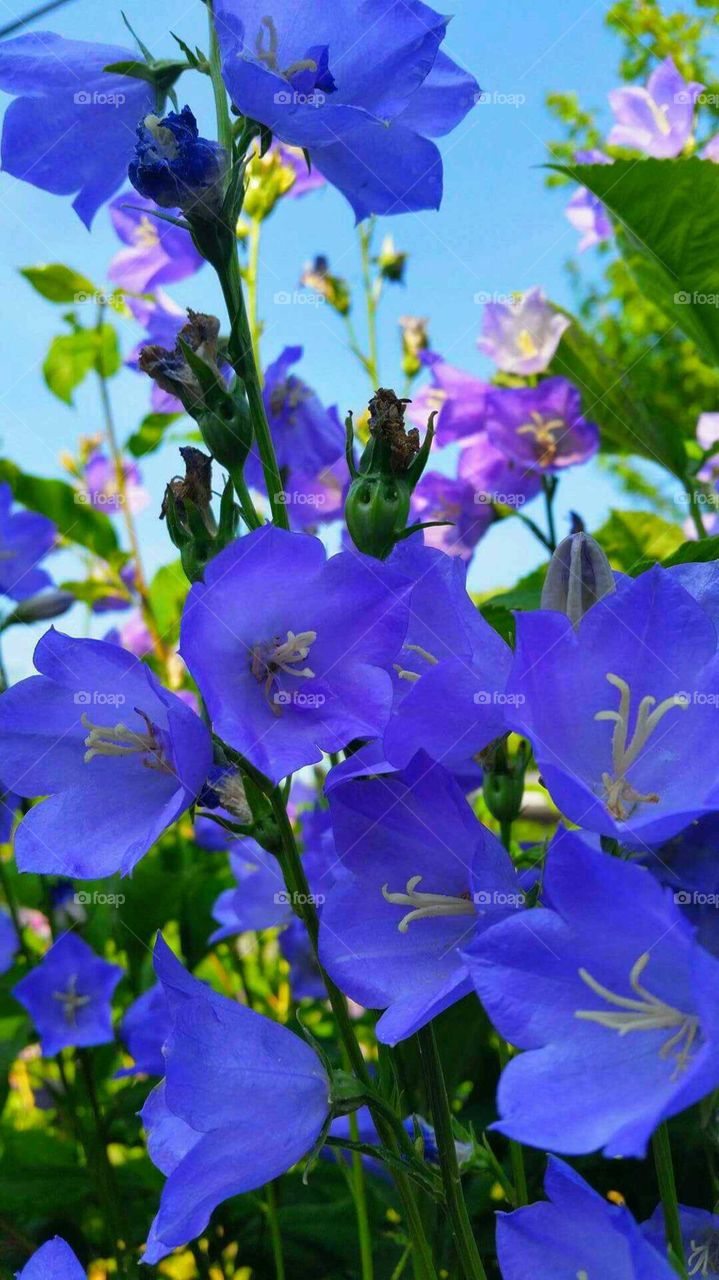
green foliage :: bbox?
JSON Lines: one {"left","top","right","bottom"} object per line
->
{"left": 43, "top": 325, "right": 121, "bottom": 405}
{"left": 20, "top": 263, "right": 97, "bottom": 304}
{"left": 0, "top": 459, "right": 120, "bottom": 561}
{"left": 126, "top": 411, "right": 183, "bottom": 457}
{"left": 591, "top": 508, "right": 685, "bottom": 570}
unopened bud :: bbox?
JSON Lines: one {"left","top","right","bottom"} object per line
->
{"left": 541, "top": 533, "right": 615, "bottom": 626}
{"left": 6, "top": 589, "right": 74, "bottom": 624}
{"left": 377, "top": 234, "right": 407, "bottom": 283}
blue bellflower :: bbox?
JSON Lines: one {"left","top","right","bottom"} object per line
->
{"left": 466, "top": 836, "right": 719, "bottom": 1157}
{"left": 0, "top": 908, "right": 18, "bottom": 974}
{"left": 0, "top": 630, "right": 212, "bottom": 878}
{"left": 129, "top": 106, "right": 228, "bottom": 214}
{"left": 0, "top": 34, "right": 153, "bottom": 227}
{"left": 180, "top": 526, "right": 409, "bottom": 784}
{"left": 245, "top": 345, "right": 344, "bottom": 489}
{"left": 319, "top": 754, "right": 524, "bottom": 1044}
{"left": 505, "top": 567, "right": 719, "bottom": 845}
{"left": 117, "top": 984, "right": 170, "bottom": 1077}
{"left": 643, "top": 1203, "right": 719, "bottom": 1278}
{"left": 497, "top": 1157, "right": 676, "bottom": 1280}
{"left": 17, "top": 1237, "right": 85, "bottom": 1280}
{"left": 214, "top": 0, "right": 479, "bottom": 219}
{"left": 13, "top": 931, "right": 122, "bottom": 1057}
{"left": 0, "top": 483, "right": 56, "bottom": 601}
{"left": 141, "top": 935, "right": 331, "bottom": 1263}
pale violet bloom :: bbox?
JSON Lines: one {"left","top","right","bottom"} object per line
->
{"left": 477, "top": 287, "right": 570, "bottom": 376}
{"left": 607, "top": 57, "right": 703, "bottom": 158}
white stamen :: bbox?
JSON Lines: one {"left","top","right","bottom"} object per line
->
{"left": 251, "top": 629, "right": 318, "bottom": 715}
{"left": 594, "top": 673, "right": 689, "bottom": 820}
{"left": 81, "top": 710, "right": 171, "bottom": 773}
{"left": 382, "top": 874, "right": 475, "bottom": 933}
{"left": 143, "top": 114, "right": 179, "bottom": 160}
{"left": 517, "top": 412, "right": 565, "bottom": 466}
{"left": 516, "top": 328, "right": 538, "bottom": 359}
{"left": 575, "top": 952, "right": 700, "bottom": 1080}
{"left": 53, "top": 973, "right": 91, "bottom": 1026}
{"left": 688, "top": 1235, "right": 719, "bottom": 1276}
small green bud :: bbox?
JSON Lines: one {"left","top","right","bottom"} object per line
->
{"left": 376, "top": 234, "right": 407, "bottom": 283}
{"left": 345, "top": 473, "right": 412, "bottom": 560}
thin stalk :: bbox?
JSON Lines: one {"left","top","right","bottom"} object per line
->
{"left": 417, "top": 1025, "right": 487, "bottom": 1280}
{"left": 266, "top": 789, "right": 436, "bottom": 1280}
{"left": 265, "top": 1180, "right": 286, "bottom": 1280}
{"left": 652, "top": 1123, "right": 687, "bottom": 1277}
{"left": 0, "top": 0, "right": 76, "bottom": 37}
{"left": 93, "top": 304, "right": 168, "bottom": 666}
{"left": 246, "top": 216, "right": 263, "bottom": 369}
{"left": 541, "top": 475, "right": 558, "bottom": 553}
{"left": 358, "top": 219, "right": 380, "bottom": 387}
{"left": 495, "top": 1040, "right": 528, "bottom": 1207}
{"left": 206, "top": 4, "right": 288, "bottom": 530}
{"left": 686, "top": 483, "right": 708, "bottom": 540}
{"left": 349, "top": 1108, "right": 375, "bottom": 1280}
{"left": 76, "top": 1048, "right": 132, "bottom": 1276}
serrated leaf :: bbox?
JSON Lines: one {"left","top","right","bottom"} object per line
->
{"left": 0, "top": 461, "right": 119, "bottom": 561}
{"left": 592, "top": 509, "right": 684, "bottom": 573}
{"left": 20, "top": 263, "right": 96, "bottom": 304}
{"left": 127, "top": 411, "right": 183, "bottom": 457}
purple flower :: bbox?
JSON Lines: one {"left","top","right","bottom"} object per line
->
{"left": 702, "top": 134, "right": 719, "bottom": 162}
{"left": 410, "top": 472, "right": 493, "bottom": 560}
{"left": 104, "top": 609, "right": 154, "bottom": 659}
{"left": 180, "top": 527, "right": 409, "bottom": 784}
{"left": 278, "top": 457, "right": 347, "bottom": 531}
{"left": 504, "top": 568, "right": 719, "bottom": 846}
{"left": 643, "top": 1203, "right": 719, "bottom": 1277}
{"left": 406, "top": 352, "right": 488, "bottom": 445}
{"left": 245, "top": 346, "right": 344, "bottom": 488}
{"left": 457, "top": 434, "right": 542, "bottom": 508}
{"left": 127, "top": 292, "right": 186, "bottom": 413}
{"left": 608, "top": 57, "right": 703, "bottom": 158}
{"left": 108, "top": 192, "right": 204, "bottom": 293}
{"left": 0, "top": 908, "right": 18, "bottom": 974}
{"left": 467, "top": 835, "right": 719, "bottom": 1157}
{"left": 141, "top": 935, "right": 331, "bottom": 1263}
{"left": 12, "top": 932, "right": 122, "bottom": 1056}
{"left": 209, "top": 839, "right": 288, "bottom": 941}
{"left": 0, "top": 483, "right": 55, "bottom": 602}
{"left": 129, "top": 106, "right": 228, "bottom": 213}
{"left": 485, "top": 377, "right": 599, "bottom": 472}
{"left": 0, "top": 34, "right": 153, "bottom": 227}
{"left": 17, "top": 1238, "right": 85, "bottom": 1280}
{"left": 565, "top": 185, "right": 614, "bottom": 252}
{"left": 0, "top": 630, "right": 212, "bottom": 878}
{"left": 478, "top": 288, "right": 571, "bottom": 375}
{"left": 83, "top": 450, "right": 148, "bottom": 515}
{"left": 497, "top": 1157, "right": 676, "bottom": 1279}
{"left": 383, "top": 541, "right": 513, "bottom": 777}
{"left": 697, "top": 411, "right": 719, "bottom": 453}
{"left": 117, "top": 984, "right": 169, "bottom": 1077}
{"left": 640, "top": 813, "right": 719, "bottom": 959}
{"left": 214, "top": 0, "right": 479, "bottom": 219}
{"left": 275, "top": 142, "right": 326, "bottom": 197}
{"left": 319, "top": 755, "right": 524, "bottom": 1044}
{"left": 279, "top": 916, "right": 326, "bottom": 1000}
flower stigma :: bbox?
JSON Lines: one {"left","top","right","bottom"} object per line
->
{"left": 382, "top": 875, "right": 475, "bottom": 933}
{"left": 595, "top": 672, "right": 689, "bottom": 820}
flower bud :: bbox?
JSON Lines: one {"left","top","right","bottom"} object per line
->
{"left": 243, "top": 143, "right": 296, "bottom": 220}
{"left": 377, "top": 234, "right": 407, "bottom": 283}
{"left": 345, "top": 473, "right": 412, "bottom": 560}
{"left": 5, "top": 589, "right": 74, "bottom": 625}
{"left": 300, "top": 256, "right": 351, "bottom": 315}
{"left": 399, "top": 315, "right": 429, "bottom": 380}
{"left": 541, "top": 532, "right": 615, "bottom": 626}
{"left": 129, "top": 106, "right": 228, "bottom": 216}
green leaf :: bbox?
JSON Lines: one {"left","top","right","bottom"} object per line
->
{"left": 661, "top": 535, "right": 719, "bottom": 567}
{"left": 0, "top": 1015, "right": 27, "bottom": 1116}
{"left": 481, "top": 565, "right": 547, "bottom": 612}
{"left": 148, "top": 561, "right": 187, "bottom": 644}
{"left": 553, "top": 159, "right": 719, "bottom": 368}
{"left": 127, "top": 411, "right": 182, "bottom": 457}
{"left": 0, "top": 460, "right": 119, "bottom": 561}
{"left": 43, "top": 325, "right": 120, "bottom": 403}
{"left": 20, "top": 263, "right": 96, "bottom": 304}
{"left": 592, "top": 509, "right": 684, "bottom": 573}
{"left": 549, "top": 308, "right": 687, "bottom": 476}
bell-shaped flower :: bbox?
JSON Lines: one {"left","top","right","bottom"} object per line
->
{"left": 466, "top": 835, "right": 719, "bottom": 1157}
{"left": 477, "top": 288, "right": 570, "bottom": 376}
{"left": 0, "top": 483, "right": 56, "bottom": 602}
{"left": 643, "top": 1203, "right": 719, "bottom": 1278}
{"left": 245, "top": 346, "right": 344, "bottom": 489}
{"left": 129, "top": 106, "right": 228, "bottom": 214}
{"left": 319, "top": 754, "right": 524, "bottom": 1044}
{"left": 17, "top": 1238, "right": 85, "bottom": 1280}
{"left": 608, "top": 57, "right": 703, "bottom": 159}
{"left": 13, "top": 932, "right": 122, "bottom": 1057}
{"left": 485, "top": 377, "right": 599, "bottom": 473}
{"left": 108, "top": 192, "right": 204, "bottom": 293}
{"left": 0, "top": 630, "right": 212, "bottom": 878}
{"left": 180, "top": 526, "right": 409, "bottom": 784}
{"left": 141, "top": 935, "right": 331, "bottom": 1263}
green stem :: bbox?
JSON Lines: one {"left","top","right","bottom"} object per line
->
{"left": 349, "top": 1108, "right": 375, "bottom": 1280}
{"left": 541, "top": 475, "right": 558, "bottom": 553}
{"left": 246, "top": 216, "right": 262, "bottom": 368}
{"left": 206, "top": 4, "right": 288, "bottom": 531}
{"left": 686, "top": 483, "right": 708, "bottom": 540}
{"left": 358, "top": 219, "right": 380, "bottom": 387}
{"left": 495, "top": 1040, "right": 528, "bottom": 1207}
{"left": 76, "top": 1049, "right": 132, "bottom": 1277}
{"left": 652, "top": 1123, "right": 687, "bottom": 1277}
{"left": 266, "top": 789, "right": 436, "bottom": 1280}
{"left": 417, "top": 1025, "right": 487, "bottom": 1280}
{"left": 0, "top": 0, "right": 76, "bottom": 37}
{"left": 265, "top": 1180, "right": 286, "bottom": 1280}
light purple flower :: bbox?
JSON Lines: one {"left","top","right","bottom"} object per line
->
{"left": 410, "top": 472, "right": 493, "bottom": 560}
{"left": 245, "top": 346, "right": 344, "bottom": 488}
{"left": 406, "top": 352, "right": 487, "bottom": 445}
{"left": 108, "top": 192, "right": 204, "bottom": 293}
{"left": 565, "top": 185, "right": 613, "bottom": 252}
{"left": 127, "top": 291, "right": 187, "bottom": 414}
{"left": 702, "top": 134, "right": 719, "bottom": 162}
{"left": 607, "top": 57, "right": 703, "bottom": 158}
{"left": 478, "top": 287, "right": 571, "bottom": 375}
{"left": 458, "top": 433, "right": 542, "bottom": 508}
{"left": 104, "top": 609, "right": 154, "bottom": 659}
{"left": 13, "top": 931, "right": 122, "bottom": 1056}
{"left": 485, "top": 377, "right": 599, "bottom": 473}
{"left": 83, "top": 450, "right": 148, "bottom": 516}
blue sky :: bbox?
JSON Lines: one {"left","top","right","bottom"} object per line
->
{"left": 0, "top": 0, "right": 651, "bottom": 678}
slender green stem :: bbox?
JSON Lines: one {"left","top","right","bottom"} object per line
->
{"left": 265, "top": 789, "right": 436, "bottom": 1280}
{"left": 0, "top": 0, "right": 76, "bottom": 37}
{"left": 246, "top": 216, "right": 263, "bottom": 369}
{"left": 417, "top": 1025, "right": 487, "bottom": 1280}
{"left": 76, "top": 1049, "right": 132, "bottom": 1277}
{"left": 541, "top": 475, "right": 558, "bottom": 553}
{"left": 495, "top": 1040, "right": 528, "bottom": 1207}
{"left": 652, "top": 1123, "right": 687, "bottom": 1277}
{"left": 686, "top": 483, "right": 708, "bottom": 540}
{"left": 358, "top": 219, "right": 380, "bottom": 387}
{"left": 349, "top": 1108, "right": 375, "bottom": 1280}
{"left": 265, "top": 1180, "right": 286, "bottom": 1280}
